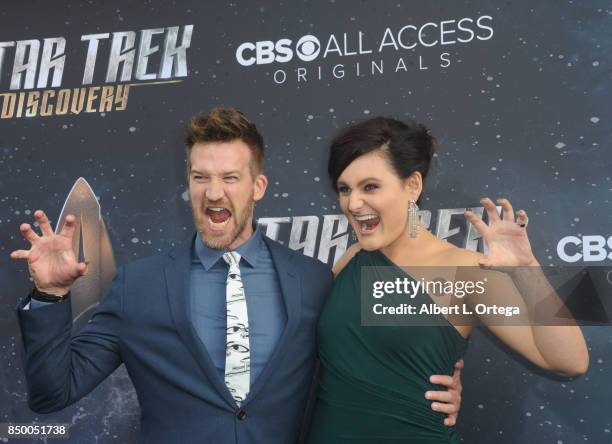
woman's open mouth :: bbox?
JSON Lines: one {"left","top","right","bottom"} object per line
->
{"left": 354, "top": 214, "right": 380, "bottom": 235}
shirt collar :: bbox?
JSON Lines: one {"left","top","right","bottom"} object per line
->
{"left": 193, "top": 225, "right": 263, "bottom": 271}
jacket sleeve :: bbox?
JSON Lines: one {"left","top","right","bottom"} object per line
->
{"left": 16, "top": 266, "right": 125, "bottom": 413}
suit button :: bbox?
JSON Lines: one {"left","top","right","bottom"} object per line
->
{"left": 237, "top": 409, "right": 247, "bottom": 420}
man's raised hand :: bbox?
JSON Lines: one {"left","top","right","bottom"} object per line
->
{"left": 10, "top": 210, "right": 87, "bottom": 296}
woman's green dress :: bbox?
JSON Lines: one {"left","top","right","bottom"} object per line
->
{"left": 307, "top": 249, "right": 469, "bottom": 443}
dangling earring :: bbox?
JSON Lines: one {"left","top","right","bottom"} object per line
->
{"left": 408, "top": 200, "right": 420, "bottom": 238}
{"left": 351, "top": 227, "right": 357, "bottom": 242}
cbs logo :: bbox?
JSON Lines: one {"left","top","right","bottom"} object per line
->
{"left": 236, "top": 35, "right": 321, "bottom": 66}
{"left": 557, "top": 235, "right": 612, "bottom": 262}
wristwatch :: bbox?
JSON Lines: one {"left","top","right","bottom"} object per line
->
{"left": 30, "top": 287, "right": 69, "bottom": 303}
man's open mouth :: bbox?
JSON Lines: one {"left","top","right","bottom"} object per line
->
{"left": 205, "top": 207, "right": 232, "bottom": 228}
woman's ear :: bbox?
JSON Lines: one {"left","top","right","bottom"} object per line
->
{"left": 403, "top": 171, "right": 423, "bottom": 200}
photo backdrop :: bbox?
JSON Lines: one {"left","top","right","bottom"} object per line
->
{"left": 1, "top": 1, "right": 611, "bottom": 443}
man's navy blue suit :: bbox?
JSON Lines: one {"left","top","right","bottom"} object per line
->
{"left": 17, "top": 233, "right": 333, "bottom": 444}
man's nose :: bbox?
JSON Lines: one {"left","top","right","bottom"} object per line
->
{"left": 205, "top": 180, "right": 225, "bottom": 201}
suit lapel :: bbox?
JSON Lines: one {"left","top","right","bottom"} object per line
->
{"left": 164, "top": 233, "right": 236, "bottom": 409}
{"left": 243, "top": 236, "right": 302, "bottom": 406}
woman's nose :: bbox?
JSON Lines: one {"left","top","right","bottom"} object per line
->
{"left": 347, "top": 192, "right": 363, "bottom": 212}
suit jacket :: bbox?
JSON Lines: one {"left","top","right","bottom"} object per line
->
{"left": 17, "top": 233, "right": 333, "bottom": 444}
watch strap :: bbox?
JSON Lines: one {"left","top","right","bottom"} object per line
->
{"left": 30, "top": 287, "right": 69, "bottom": 303}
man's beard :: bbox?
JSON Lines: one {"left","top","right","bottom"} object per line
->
{"left": 191, "top": 199, "right": 254, "bottom": 250}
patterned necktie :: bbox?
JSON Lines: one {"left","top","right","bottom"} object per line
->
{"left": 222, "top": 251, "right": 250, "bottom": 404}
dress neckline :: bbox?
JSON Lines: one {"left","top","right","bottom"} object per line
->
{"left": 368, "top": 249, "right": 470, "bottom": 343}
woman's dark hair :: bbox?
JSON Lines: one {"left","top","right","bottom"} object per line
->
{"left": 328, "top": 116, "right": 437, "bottom": 204}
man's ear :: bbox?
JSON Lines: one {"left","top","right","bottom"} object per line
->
{"left": 253, "top": 174, "right": 268, "bottom": 202}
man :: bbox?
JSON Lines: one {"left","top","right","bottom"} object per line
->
{"left": 12, "top": 108, "right": 462, "bottom": 443}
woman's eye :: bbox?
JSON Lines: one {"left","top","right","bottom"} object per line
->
{"left": 338, "top": 186, "right": 350, "bottom": 194}
{"left": 364, "top": 183, "right": 378, "bottom": 192}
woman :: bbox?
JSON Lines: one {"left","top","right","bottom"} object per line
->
{"left": 306, "top": 117, "right": 589, "bottom": 443}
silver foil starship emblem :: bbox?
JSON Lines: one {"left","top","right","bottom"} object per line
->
{"left": 55, "top": 177, "right": 116, "bottom": 323}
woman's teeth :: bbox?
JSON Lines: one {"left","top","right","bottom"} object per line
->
{"left": 354, "top": 214, "right": 380, "bottom": 232}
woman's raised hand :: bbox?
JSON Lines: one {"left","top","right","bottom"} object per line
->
{"left": 464, "top": 198, "right": 538, "bottom": 268}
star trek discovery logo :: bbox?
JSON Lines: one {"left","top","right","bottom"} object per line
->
{"left": 0, "top": 25, "right": 193, "bottom": 119}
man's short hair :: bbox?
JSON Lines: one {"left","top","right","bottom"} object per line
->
{"left": 185, "top": 107, "right": 264, "bottom": 177}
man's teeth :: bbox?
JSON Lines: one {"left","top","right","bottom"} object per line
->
{"left": 206, "top": 207, "right": 231, "bottom": 227}
{"left": 208, "top": 216, "right": 230, "bottom": 227}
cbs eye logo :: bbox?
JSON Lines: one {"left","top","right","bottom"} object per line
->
{"left": 295, "top": 35, "right": 320, "bottom": 61}
{"left": 236, "top": 35, "right": 321, "bottom": 66}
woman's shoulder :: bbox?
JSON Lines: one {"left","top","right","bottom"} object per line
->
{"left": 332, "top": 239, "right": 485, "bottom": 273}
{"left": 433, "top": 241, "right": 484, "bottom": 267}
{"left": 332, "top": 242, "right": 363, "bottom": 276}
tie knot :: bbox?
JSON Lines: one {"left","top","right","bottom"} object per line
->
{"left": 222, "top": 251, "right": 241, "bottom": 267}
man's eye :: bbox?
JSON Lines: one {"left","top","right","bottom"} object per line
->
{"left": 364, "top": 183, "right": 378, "bottom": 192}
{"left": 225, "top": 176, "right": 238, "bottom": 181}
